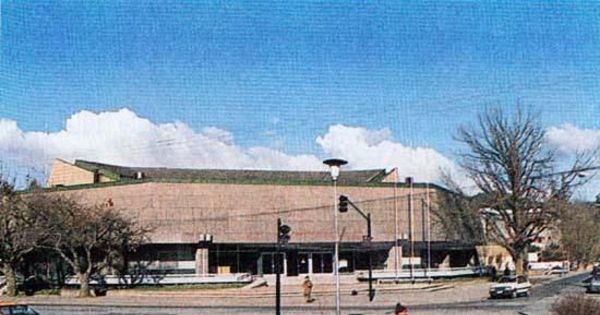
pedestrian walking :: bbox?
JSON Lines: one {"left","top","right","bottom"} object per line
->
{"left": 302, "top": 275, "right": 313, "bottom": 303}
{"left": 504, "top": 264, "right": 511, "bottom": 276}
{"left": 490, "top": 265, "right": 497, "bottom": 282}
{"left": 394, "top": 302, "right": 408, "bottom": 315}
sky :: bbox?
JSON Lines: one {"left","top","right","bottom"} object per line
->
{"left": 1, "top": 1, "right": 600, "bottom": 197}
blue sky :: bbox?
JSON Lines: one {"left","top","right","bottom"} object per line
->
{"left": 1, "top": 1, "right": 600, "bottom": 195}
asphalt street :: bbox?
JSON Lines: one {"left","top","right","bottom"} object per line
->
{"left": 30, "top": 273, "right": 593, "bottom": 315}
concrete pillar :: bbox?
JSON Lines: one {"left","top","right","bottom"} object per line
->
{"left": 195, "top": 247, "right": 209, "bottom": 275}
{"left": 440, "top": 253, "right": 450, "bottom": 269}
{"left": 384, "top": 245, "right": 402, "bottom": 271}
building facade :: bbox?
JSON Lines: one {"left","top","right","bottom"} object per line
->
{"left": 44, "top": 159, "right": 478, "bottom": 277}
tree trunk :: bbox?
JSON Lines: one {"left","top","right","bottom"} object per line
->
{"left": 514, "top": 252, "right": 526, "bottom": 275}
{"left": 2, "top": 263, "right": 17, "bottom": 297}
{"left": 78, "top": 272, "right": 91, "bottom": 297}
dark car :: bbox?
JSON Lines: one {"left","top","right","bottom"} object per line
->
{"left": 89, "top": 276, "right": 108, "bottom": 297}
{"left": 64, "top": 275, "right": 108, "bottom": 296}
{"left": 0, "top": 303, "right": 40, "bottom": 315}
{"left": 18, "top": 275, "right": 51, "bottom": 296}
{"left": 587, "top": 275, "right": 600, "bottom": 294}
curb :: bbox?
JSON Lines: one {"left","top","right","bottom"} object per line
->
{"left": 67, "top": 283, "right": 452, "bottom": 299}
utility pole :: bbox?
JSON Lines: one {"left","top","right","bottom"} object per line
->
{"left": 426, "top": 182, "right": 431, "bottom": 278}
{"left": 407, "top": 177, "right": 414, "bottom": 282}
{"left": 393, "top": 168, "right": 399, "bottom": 281}
{"left": 367, "top": 212, "right": 374, "bottom": 302}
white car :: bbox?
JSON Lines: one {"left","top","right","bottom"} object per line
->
{"left": 545, "top": 265, "right": 569, "bottom": 275}
{"left": 489, "top": 275, "right": 531, "bottom": 299}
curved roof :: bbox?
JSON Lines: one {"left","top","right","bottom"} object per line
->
{"left": 74, "top": 160, "right": 389, "bottom": 185}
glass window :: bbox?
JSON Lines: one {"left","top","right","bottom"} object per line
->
{"left": 499, "top": 276, "right": 516, "bottom": 283}
{"left": 7, "top": 305, "right": 40, "bottom": 315}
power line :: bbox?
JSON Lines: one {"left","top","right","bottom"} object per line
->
{"left": 123, "top": 192, "right": 432, "bottom": 227}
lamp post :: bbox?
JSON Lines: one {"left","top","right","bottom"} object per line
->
{"left": 323, "top": 158, "right": 347, "bottom": 315}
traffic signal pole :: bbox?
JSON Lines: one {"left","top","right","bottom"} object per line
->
{"left": 276, "top": 218, "right": 281, "bottom": 315}
{"left": 276, "top": 218, "right": 291, "bottom": 315}
{"left": 340, "top": 195, "right": 375, "bottom": 301}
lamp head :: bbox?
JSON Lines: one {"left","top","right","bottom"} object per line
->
{"left": 323, "top": 158, "right": 348, "bottom": 181}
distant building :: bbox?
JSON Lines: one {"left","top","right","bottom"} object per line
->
{"left": 41, "top": 159, "right": 478, "bottom": 277}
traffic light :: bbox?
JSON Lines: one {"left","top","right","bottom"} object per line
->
{"left": 278, "top": 220, "right": 291, "bottom": 244}
{"left": 338, "top": 195, "right": 349, "bottom": 212}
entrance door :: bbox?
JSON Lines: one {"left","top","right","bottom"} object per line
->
{"left": 298, "top": 253, "right": 310, "bottom": 274}
{"left": 312, "top": 253, "right": 333, "bottom": 273}
{"left": 257, "top": 252, "right": 285, "bottom": 275}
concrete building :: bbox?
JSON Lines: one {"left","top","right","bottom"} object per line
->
{"left": 44, "top": 159, "right": 478, "bottom": 277}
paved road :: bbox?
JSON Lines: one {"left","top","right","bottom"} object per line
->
{"left": 30, "top": 273, "right": 592, "bottom": 315}
{"left": 30, "top": 304, "right": 518, "bottom": 315}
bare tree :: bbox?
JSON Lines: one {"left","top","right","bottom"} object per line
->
{"left": 110, "top": 249, "right": 155, "bottom": 288}
{"left": 457, "top": 108, "right": 595, "bottom": 275}
{"left": 31, "top": 194, "right": 148, "bottom": 297}
{"left": 0, "top": 177, "right": 46, "bottom": 296}
{"left": 431, "top": 175, "right": 485, "bottom": 245}
{"left": 558, "top": 203, "right": 600, "bottom": 268}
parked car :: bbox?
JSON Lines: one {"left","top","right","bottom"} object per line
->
{"left": 587, "top": 275, "right": 600, "bottom": 294}
{"left": 545, "top": 265, "right": 569, "bottom": 276}
{"left": 0, "top": 302, "right": 40, "bottom": 315}
{"left": 18, "top": 275, "right": 51, "bottom": 296}
{"left": 90, "top": 276, "right": 108, "bottom": 297}
{"left": 489, "top": 275, "right": 531, "bottom": 299}
{"left": 64, "top": 275, "right": 108, "bottom": 296}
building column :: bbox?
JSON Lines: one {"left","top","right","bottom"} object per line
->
{"left": 385, "top": 245, "right": 403, "bottom": 271}
{"left": 195, "top": 246, "right": 209, "bottom": 275}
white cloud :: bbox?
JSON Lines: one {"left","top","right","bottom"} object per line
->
{"left": 0, "top": 108, "right": 323, "bottom": 172}
{"left": 546, "top": 124, "right": 600, "bottom": 154}
{"left": 316, "top": 124, "right": 460, "bottom": 183}
{"left": 545, "top": 124, "right": 600, "bottom": 201}
{"left": 0, "top": 109, "right": 460, "bottom": 185}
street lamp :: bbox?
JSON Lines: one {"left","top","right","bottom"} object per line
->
{"left": 323, "top": 158, "right": 347, "bottom": 315}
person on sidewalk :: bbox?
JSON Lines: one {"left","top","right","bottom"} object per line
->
{"left": 490, "top": 265, "right": 497, "bottom": 282}
{"left": 504, "top": 264, "right": 511, "bottom": 277}
{"left": 302, "top": 275, "right": 313, "bottom": 303}
{"left": 394, "top": 302, "right": 408, "bottom": 315}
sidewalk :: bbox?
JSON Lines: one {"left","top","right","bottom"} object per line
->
{"left": 98, "top": 281, "right": 453, "bottom": 298}
{"left": 6, "top": 279, "right": 489, "bottom": 311}
{"left": 5, "top": 273, "right": 583, "bottom": 315}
